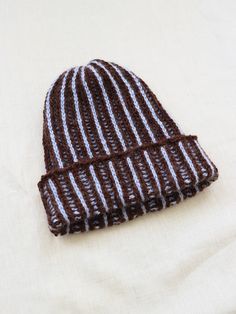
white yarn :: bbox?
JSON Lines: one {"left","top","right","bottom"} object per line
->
{"left": 48, "top": 179, "right": 70, "bottom": 233}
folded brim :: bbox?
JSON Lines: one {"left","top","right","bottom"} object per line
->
{"left": 38, "top": 135, "right": 218, "bottom": 236}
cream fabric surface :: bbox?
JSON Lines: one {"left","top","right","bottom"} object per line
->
{"left": 1, "top": 0, "right": 236, "bottom": 313}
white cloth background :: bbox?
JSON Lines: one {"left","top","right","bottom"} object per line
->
{"left": 1, "top": 0, "right": 236, "bottom": 313}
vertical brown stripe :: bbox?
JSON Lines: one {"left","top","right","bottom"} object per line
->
{"left": 98, "top": 60, "right": 152, "bottom": 144}
{"left": 92, "top": 62, "right": 137, "bottom": 148}
{"left": 112, "top": 62, "right": 167, "bottom": 141}
{"left": 86, "top": 68, "right": 123, "bottom": 154}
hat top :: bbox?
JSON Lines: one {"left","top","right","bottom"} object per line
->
{"left": 44, "top": 59, "right": 180, "bottom": 171}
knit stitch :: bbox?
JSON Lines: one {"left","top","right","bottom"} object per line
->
{"left": 38, "top": 59, "right": 218, "bottom": 235}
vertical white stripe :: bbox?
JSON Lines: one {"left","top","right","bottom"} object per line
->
{"left": 68, "top": 171, "right": 91, "bottom": 230}
{"left": 72, "top": 67, "right": 93, "bottom": 159}
{"left": 141, "top": 204, "right": 147, "bottom": 214}
{"left": 87, "top": 65, "right": 127, "bottom": 151}
{"left": 45, "top": 82, "right": 63, "bottom": 168}
{"left": 42, "top": 185, "right": 60, "bottom": 226}
{"left": 194, "top": 140, "right": 215, "bottom": 178}
{"left": 129, "top": 71, "right": 169, "bottom": 138}
{"left": 121, "top": 208, "right": 129, "bottom": 220}
{"left": 108, "top": 161, "right": 129, "bottom": 221}
{"left": 178, "top": 142, "right": 199, "bottom": 184}
{"left": 143, "top": 151, "right": 166, "bottom": 208}
{"left": 103, "top": 214, "right": 108, "bottom": 227}
{"left": 129, "top": 71, "right": 184, "bottom": 133}
{"left": 127, "top": 157, "right": 145, "bottom": 202}
{"left": 48, "top": 178, "right": 70, "bottom": 233}
{"left": 108, "top": 161, "right": 126, "bottom": 206}
{"left": 178, "top": 142, "right": 199, "bottom": 192}
{"left": 68, "top": 172, "right": 90, "bottom": 218}
{"left": 160, "top": 147, "right": 184, "bottom": 201}
{"left": 81, "top": 66, "right": 110, "bottom": 155}
{"left": 89, "top": 165, "right": 109, "bottom": 226}
{"left": 129, "top": 67, "right": 187, "bottom": 141}
{"left": 110, "top": 63, "right": 157, "bottom": 143}
{"left": 89, "top": 165, "right": 109, "bottom": 212}
{"left": 60, "top": 70, "right": 78, "bottom": 162}
{"left": 84, "top": 219, "right": 90, "bottom": 232}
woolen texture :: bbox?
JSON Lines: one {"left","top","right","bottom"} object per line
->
{"left": 38, "top": 59, "right": 218, "bottom": 236}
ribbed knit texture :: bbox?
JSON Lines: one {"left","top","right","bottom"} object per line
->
{"left": 38, "top": 59, "right": 218, "bottom": 236}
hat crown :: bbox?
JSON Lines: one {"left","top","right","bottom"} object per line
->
{"left": 43, "top": 59, "right": 180, "bottom": 172}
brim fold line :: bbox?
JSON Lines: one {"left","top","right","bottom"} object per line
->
{"left": 38, "top": 137, "right": 218, "bottom": 235}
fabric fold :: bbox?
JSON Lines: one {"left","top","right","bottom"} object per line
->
{"left": 38, "top": 136, "right": 218, "bottom": 235}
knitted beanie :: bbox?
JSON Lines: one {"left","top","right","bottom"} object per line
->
{"left": 38, "top": 59, "right": 218, "bottom": 236}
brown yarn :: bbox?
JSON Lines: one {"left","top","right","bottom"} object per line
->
{"left": 38, "top": 59, "right": 218, "bottom": 236}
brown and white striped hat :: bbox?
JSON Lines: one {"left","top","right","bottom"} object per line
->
{"left": 38, "top": 59, "right": 218, "bottom": 236}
